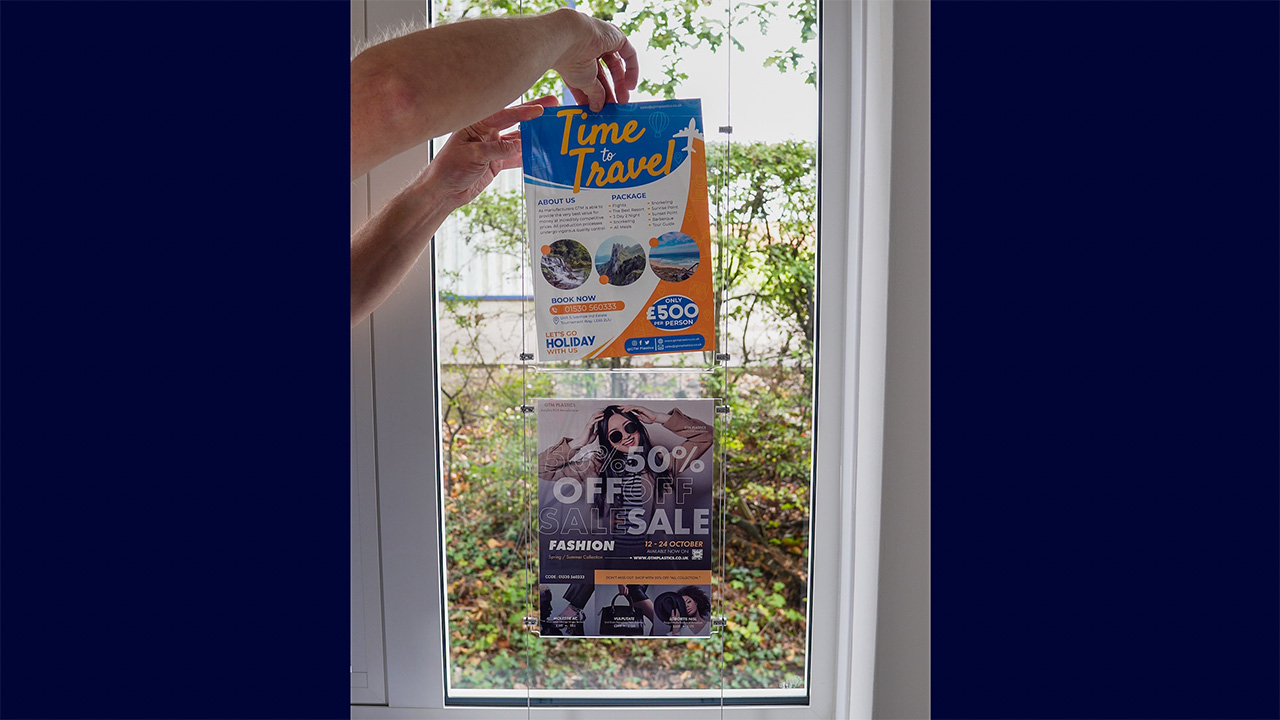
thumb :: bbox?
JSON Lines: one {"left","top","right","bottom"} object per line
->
{"left": 569, "top": 61, "right": 614, "bottom": 112}
{"left": 572, "top": 77, "right": 606, "bottom": 113}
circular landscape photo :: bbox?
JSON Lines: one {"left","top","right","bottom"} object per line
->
{"left": 540, "top": 239, "right": 592, "bottom": 290}
{"left": 648, "top": 231, "right": 701, "bottom": 282}
{"left": 594, "top": 235, "right": 647, "bottom": 287}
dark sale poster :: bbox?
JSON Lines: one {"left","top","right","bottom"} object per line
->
{"left": 536, "top": 398, "right": 715, "bottom": 638}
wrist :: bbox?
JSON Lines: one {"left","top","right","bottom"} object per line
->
{"left": 546, "top": 8, "right": 591, "bottom": 69}
{"left": 547, "top": 7, "right": 584, "bottom": 37}
{"left": 404, "top": 170, "right": 459, "bottom": 228}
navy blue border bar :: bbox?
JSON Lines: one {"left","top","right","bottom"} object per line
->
{"left": 933, "top": 2, "right": 1279, "bottom": 718}
{"left": 1, "top": 2, "right": 349, "bottom": 718}
{"left": 4, "top": 1, "right": 1278, "bottom": 719}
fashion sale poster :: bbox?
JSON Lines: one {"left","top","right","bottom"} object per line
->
{"left": 521, "top": 99, "right": 715, "bottom": 361}
{"left": 536, "top": 398, "right": 714, "bottom": 638}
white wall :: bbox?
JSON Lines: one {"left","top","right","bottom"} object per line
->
{"left": 872, "top": 2, "right": 930, "bottom": 718}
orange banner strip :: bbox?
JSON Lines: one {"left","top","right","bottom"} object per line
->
{"left": 594, "top": 570, "right": 713, "bottom": 585}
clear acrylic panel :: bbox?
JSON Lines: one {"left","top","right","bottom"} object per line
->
{"left": 521, "top": 389, "right": 728, "bottom": 707}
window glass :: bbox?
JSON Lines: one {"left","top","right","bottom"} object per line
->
{"left": 432, "top": 0, "right": 817, "bottom": 699}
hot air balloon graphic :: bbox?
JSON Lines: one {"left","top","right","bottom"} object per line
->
{"left": 648, "top": 111, "right": 670, "bottom": 135}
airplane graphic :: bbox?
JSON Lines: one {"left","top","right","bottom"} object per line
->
{"left": 673, "top": 118, "right": 703, "bottom": 154}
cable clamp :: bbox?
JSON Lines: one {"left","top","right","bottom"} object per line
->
{"left": 711, "top": 616, "right": 727, "bottom": 629}
{"left": 519, "top": 352, "right": 534, "bottom": 361}
{"left": 715, "top": 353, "right": 731, "bottom": 363}
{"left": 522, "top": 616, "right": 539, "bottom": 629}
{"left": 718, "top": 125, "right": 733, "bottom": 134}
{"left": 715, "top": 405, "right": 731, "bottom": 415}
{"left": 521, "top": 405, "right": 535, "bottom": 413}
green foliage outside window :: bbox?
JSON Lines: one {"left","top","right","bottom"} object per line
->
{"left": 434, "top": 0, "right": 816, "bottom": 99}
{"left": 435, "top": 0, "right": 817, "bottom": 692}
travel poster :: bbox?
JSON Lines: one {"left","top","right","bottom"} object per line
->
{"left": 521, "top": 99, "right": 715, "bottom": 361}
{"left": 536, "top": 398, "right": 714, "bottom": 638}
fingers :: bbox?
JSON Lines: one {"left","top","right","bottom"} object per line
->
{"left": 553, "top": 11, "right": 638, "bottom": 110}
{"left": 619, "top": 404, "right": 648, "bottom": 419}
{"left": 615, "top": 35, "right": 640, "bottom": 95}
{"left": 479, "top": 102, "right": 548, "bottom": 133}
{"left": 595, "top": 20, "right": 637, "bottom": 105}
{"left": 602, "top": 52, "right": 628, "bottom": 106}
{"left": 567, "top": 85, "right": 590, "bottom": 107}
{"left": 492, "top": 155, "right": 523, "bottom": 173}
{"left": 468, "top": 138, "right": 522, "bottom": 164}
{"left": 576, "top": 71, "right": 607, "bottom": 113}
{"left": 565, "top": 56, "right": 614, "bottom": 112}
{"left": 597, "top": 61, "right": 617, "bottom": 106}
{"left": 528, "top": 94, "right": 560, "bottom": 110}
{"left": 589, "top": 15, "right": 638, "bottom": 101}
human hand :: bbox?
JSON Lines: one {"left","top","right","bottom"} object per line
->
{"left": 571, "top": 410, "right": 604, "bottom": 450}
{"left": 421, "top": 95, "right": 559, "bottom": 211}
{"left": 550, "top": 8, "right": 639, "bottom": 112}
{"left": 618, "top": 405, "right": 659, "bottom": 424}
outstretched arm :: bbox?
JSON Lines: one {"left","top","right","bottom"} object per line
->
{"left": 350, "top": 97, "right": 555, "bottom": 326}
{"left": 351, "top": 8, "right": 639, "bottom": 179}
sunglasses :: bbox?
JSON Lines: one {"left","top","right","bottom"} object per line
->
{"left": 608, "top": 421, "right": 639, "bottom": 444}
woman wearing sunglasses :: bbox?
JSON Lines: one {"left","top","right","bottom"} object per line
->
{"left": 539, "top": 403, "right": 713, "bottom": 634}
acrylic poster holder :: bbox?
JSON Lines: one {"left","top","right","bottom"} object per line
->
{"left": 513, "top": 87, "right": 738, "bottom": 715}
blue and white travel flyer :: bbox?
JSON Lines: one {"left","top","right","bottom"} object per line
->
{"left": 536, "top": 398, "right": 714, "bottom": 638}
{"left": 520, "top": 99, "right": 715, "bottom": 362}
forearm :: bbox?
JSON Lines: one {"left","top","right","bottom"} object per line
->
{"left": 349, "top": 176, "right": 454, "bottom": 327}
{"left": 351, "top": 11, "right": 572, "bottom": 178}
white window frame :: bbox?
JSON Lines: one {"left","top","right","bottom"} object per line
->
{"left": 351, "top": 0, "right": 897, "bottom": 716}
